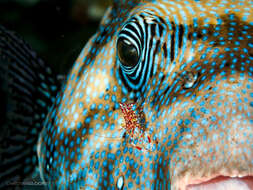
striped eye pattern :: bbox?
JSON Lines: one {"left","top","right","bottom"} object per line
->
{"left": 117, "top": 13, "right": 164, "bottom": 91}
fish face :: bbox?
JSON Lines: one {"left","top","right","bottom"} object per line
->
{"left": 38, "top": 0, "right": 253, "bottom": 189}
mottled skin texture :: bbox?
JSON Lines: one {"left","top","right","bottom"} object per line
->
{"left": 37, "top": 0, "right": 253, "bottom": 189}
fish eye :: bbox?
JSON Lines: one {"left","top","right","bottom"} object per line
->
{"left": 116, "top": 37, "right": 139, "bottom": 67}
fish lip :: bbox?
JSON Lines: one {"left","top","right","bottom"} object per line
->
{"left": 176, "top": 173, "right": 253, "bottom": 190}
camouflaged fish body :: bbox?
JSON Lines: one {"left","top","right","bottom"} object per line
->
{"left": 39, "top": 0, "right": 253, "bottom": 189}
{"left": 1, "top": 0, "right": 253, "bottom": 189}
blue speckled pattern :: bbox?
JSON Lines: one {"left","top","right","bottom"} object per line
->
{"left": 37, "top": 0, "right": 253, "bottom": 189}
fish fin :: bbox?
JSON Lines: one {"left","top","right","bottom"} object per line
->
{"left": 0, "top": 25, "right": 61, "bottom": 189}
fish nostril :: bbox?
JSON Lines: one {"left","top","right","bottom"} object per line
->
{"left": 116, "top": 176, "right": 124, "bottom": 190}
{"left": 182, "top": 71, "right": 198, "bottom": 89}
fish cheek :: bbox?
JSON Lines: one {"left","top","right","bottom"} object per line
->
{"left": 37, "top": 56, "right": 124, "bottom": 188}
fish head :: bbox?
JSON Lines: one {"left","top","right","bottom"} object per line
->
{"left": 38, "top": 0, "right": 253, "bottom": 189}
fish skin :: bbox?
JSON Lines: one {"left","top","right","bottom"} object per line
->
{"left": 36, "top": 0, "right": 253, "bottom": 189}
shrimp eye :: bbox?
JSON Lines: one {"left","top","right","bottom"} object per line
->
{"left": 117, "top": 37, "right": 139, "bottom": 67}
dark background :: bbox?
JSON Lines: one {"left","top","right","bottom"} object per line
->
{"left": 0, "top": 0, "right": 109, "bottom": 75}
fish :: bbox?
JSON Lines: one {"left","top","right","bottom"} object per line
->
{"left": 0, "top": 0, "right": 253, "bottom": 189}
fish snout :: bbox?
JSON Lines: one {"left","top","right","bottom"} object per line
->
{"left": 165, "top": 69, "right": 253, "bottom": 190}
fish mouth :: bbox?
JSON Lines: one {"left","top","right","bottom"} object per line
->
{"left": 182, "top": 175, "right": 253, "bottom": 190}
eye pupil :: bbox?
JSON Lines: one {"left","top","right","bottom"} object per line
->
{"left": 117, "top": 38, "right": 139, "bottom": 67}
